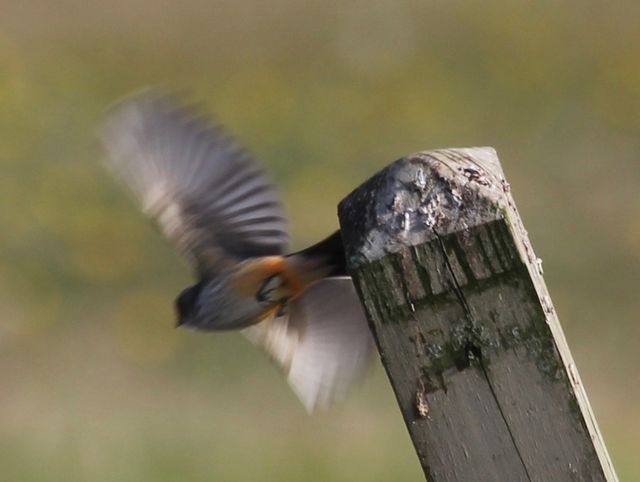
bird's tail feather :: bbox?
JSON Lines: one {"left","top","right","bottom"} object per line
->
{"left": 286, "top": 230, "right": 347, "bottom": 280}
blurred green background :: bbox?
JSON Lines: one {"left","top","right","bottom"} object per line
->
{"left": 1, "top": 1, "right": 639, "bottom": 480}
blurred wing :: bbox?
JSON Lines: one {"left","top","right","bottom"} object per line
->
{"left": 243, "top": 277, "right": 375, "bottom": 412}
{"left": 100, "top": 90, "right": 289, "bottom": 272}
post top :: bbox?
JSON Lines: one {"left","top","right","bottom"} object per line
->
{"left": 338, "top": 147, "right": 511, "bottom": 268}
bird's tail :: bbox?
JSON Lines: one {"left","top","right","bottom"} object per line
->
{"left": 286, "top": 230, "right": 347, "bottom": 279}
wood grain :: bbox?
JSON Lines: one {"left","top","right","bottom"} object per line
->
{"left": 338, "top": 148, "right": 618, "bottom": 481}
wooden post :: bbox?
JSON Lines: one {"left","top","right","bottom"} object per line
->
{"left": 338, "top": 148, "right": 618, "bottom": 481}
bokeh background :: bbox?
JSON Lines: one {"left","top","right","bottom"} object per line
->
{"left": 1, "top": 1, "right": 639, "bottom": 480}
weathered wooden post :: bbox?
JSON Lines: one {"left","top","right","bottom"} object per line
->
{"left": 338, "top": 148, "right": 617, "bottom": 481}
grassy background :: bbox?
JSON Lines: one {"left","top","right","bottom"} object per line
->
{"left": 1, "top": 1, "right": 638, "bottom": 479}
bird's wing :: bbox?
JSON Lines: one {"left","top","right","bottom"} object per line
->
{"left": 100, "top": 90, "right": 289, "bottom": 273}
{"left": 243, "top": 277, "right": 375, "bottom": 411}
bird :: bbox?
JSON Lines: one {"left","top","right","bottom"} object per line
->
{"left": 100, "top": 90, "right": 374, "bottom": 411}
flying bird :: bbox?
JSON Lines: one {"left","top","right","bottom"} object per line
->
{"left": 100, "top": 91, "right": 374, "bottom": 411}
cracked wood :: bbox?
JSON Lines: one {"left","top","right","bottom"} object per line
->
{"left": 338, "top": 148, "right": 618, "bottom": 482}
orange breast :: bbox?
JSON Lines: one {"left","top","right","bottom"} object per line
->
{"left": 230, "top": 256, "right": 309, "bottom": 302}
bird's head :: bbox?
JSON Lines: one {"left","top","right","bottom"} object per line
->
{"left": 175, "top": 282, "right": 204, "bottom": 328}
{"left": 175, "top": 275, "right": 269, "bottom": 331}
